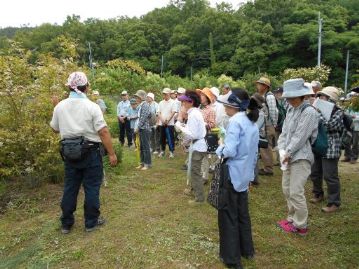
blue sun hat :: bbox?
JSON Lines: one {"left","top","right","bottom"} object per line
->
{"left": 282, "top": 78, "right": 311, "bottom": 98}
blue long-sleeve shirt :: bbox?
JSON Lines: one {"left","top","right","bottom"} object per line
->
{"left": 216, "top": 112, "right": 259, "bottom": 192}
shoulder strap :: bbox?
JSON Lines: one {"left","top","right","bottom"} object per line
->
{"left": 300, "top": 103, "right": 313, "bottom": 113}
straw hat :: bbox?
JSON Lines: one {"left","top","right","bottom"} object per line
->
{"left": 197, "top": 87, "right": 216, "bottom": 104}
{"left": 317, "top": 86, "right": 340, "bottom": 102}
{"left": 256, "top": 77, "right": 271, "bottom": 88}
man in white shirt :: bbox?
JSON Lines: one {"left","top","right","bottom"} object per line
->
{"left": 218, "top": 84, "right": 232, "bottom": 103}
{"left": 117, "top": 91, "right": 132, "bottom": 147}
{"left": 50, "top": 72, "right": 117, "bottom": 234}
{"left": 158, "top": 88, "right": 178, "bottom": 158}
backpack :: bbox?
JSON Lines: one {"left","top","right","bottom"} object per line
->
{"left": 341, "top": 112, "right": 354, "bottom": 149}
{"left": 276, "top": 99, "right": 287, "bottom": 132}
{"left": 301, "top": 104, "right": 329, "bottom": 157}
{"left": 265, "top": 92, "right": 286, "bottom": 131}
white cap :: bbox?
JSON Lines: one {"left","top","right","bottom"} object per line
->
{"left": 177, "top": 87, "right": 186, "bottom": 94}
{"left": 210, "top": 87, "right": 220, "bottom": 98}
{"left": 121, "top": 90, "right": 128, "bottom": 95}
{"left": 162, "top": 88, "right": 172, "bottom": 94}
{"left": 147, "top": 92, "right": 155, "bottom": 100}
{"left": 92, "top": 90, "right": 100, "bottom": 96}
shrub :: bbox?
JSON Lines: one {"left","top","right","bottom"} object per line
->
{"left": 0, "top": 45, "right": 78, "bottom": 185}
{"left": 282, "top": 65, "right": 331, "bottom": 85}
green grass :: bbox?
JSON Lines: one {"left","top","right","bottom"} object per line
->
{"left": 0, "top": 148, "right": 358, "bottom": 268}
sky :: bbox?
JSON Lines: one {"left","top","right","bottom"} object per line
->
{"left": 0, "top": 0, "right": 246, "bottom": 28}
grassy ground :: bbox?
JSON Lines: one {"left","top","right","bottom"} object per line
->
{"left": 0, "top": 148, "right": 358, "bottom": 269}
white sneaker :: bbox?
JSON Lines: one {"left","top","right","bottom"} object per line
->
{"left": 169, "top": 152, "right": 174, "bottom": 158}
{"left": 158, "top": 152, "right": 164, "bottom": 158}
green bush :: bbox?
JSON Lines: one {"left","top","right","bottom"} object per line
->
{"left": 0, "top": 44, "right": 78, "bottom": 185}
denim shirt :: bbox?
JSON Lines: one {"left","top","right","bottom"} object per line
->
{"left": 216, "top": 112, "right": 259, "bottom": 192}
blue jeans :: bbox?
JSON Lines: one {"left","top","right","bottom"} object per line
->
{"left": 61, "top": 149, "right": 103, "bottom": 229}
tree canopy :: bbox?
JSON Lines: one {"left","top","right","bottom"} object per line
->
{"left": 1, "top": 0, "right": 358, "bottom": 87}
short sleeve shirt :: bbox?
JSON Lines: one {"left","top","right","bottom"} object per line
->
{"left": 158, "top": 99, "right": 177, "bottom": 126}
{"left": 50, "top": 93, "right": 107, "bottom": 142}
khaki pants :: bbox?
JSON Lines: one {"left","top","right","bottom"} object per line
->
{"left": 191, "top": 151, "right": 206, "bottom": 202}
{"left": 260, "top": 125, "right": 276, "bottom": 172}
{"left": 282, "top": 160, "right": 311, "bottom": 229}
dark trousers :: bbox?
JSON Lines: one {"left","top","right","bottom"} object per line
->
{"left": 310, "top": 155, "right": 341, "bottom": 207}
{"left": 139, "top": 129, "right": 152, "bottom": 166}
{"left": 150, "top": 127, "right": 161, "bottom": 152}
{"left": 218, "top": 179, "right": 254, "bottom": 265}
{"left": 61, "top": 150, "right": 103, "bottom": 229}
{"left": 344, "top": 131, "right": 359, "bottom": 160}
{"left": 119, "top": 119, "right": 132, "bottom": 147}
{"left": 160, "top": 125, "right": 175, "bottom": 152}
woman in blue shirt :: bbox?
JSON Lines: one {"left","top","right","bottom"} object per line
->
{"left": 216, "top": 88, "right": 260, "bottom": 269}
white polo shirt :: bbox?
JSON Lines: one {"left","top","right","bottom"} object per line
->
{"left": 50, "top": 92, "right": 107, "bottom": 143}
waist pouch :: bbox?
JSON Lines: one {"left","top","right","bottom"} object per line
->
{"left": 60, "top": 137, "right": 100, "bottom": 162}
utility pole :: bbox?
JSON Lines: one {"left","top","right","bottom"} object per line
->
{"left": 88, "top": 42, "right": 95, "bottom": 79}
{"left": 317, "top": 12, "right": 323, "bottom": 67}
{"left": 345, "top": 50, "right": 350, "bottom": 94}
{"left": 190, "top": 66, "right": 193, "bottom": 81}
{"left": 160, "top": 55, "right": 164, "bottom": 77}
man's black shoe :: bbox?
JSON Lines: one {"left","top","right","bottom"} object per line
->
{"left": 85, "top": 218, "right": 106, "bottom": 232}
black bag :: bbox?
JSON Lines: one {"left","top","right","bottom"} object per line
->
{"left": 343, "top": 112, "right": 354, "bottom": 132}
{"left": 258, "top": 136, "right": 269, "bottom": 148}
{"left": 205, "top": 133, "right": 219, "bottom": 153}
{"left": 207, "top": 159, "right": 230, "bottom": 210}
{"left": 60, "top": 136, "right": 90, "bottom": 162}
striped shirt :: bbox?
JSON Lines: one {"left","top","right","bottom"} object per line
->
{"left": 265, "top": 92, "right": 279, "bottom": 126}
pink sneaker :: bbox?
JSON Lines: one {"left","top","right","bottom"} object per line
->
{"left": 277, "top": 220, "right": 296, "bottom": 233}
{"left": 277, "top": 220, "right": 308, "bottom": 236}
{"left": 277, "top": 219, "right": 291, "bottom": 227}
{"left": 295, "top": 227, "right": 308, "bottom": 236}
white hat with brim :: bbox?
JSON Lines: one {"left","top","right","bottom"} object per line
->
{"left": 162, "top": 88, "right": 172, "bottom": 94}
{"left": 177, "top": 87, "right": 186, "bottom": 94}
{"left": 121, "top": 91, "right": 128, "bottom": 95}
{"left": 147, "top": 92, "right": 155, "bottom": 100}
{"left": 282, "top": 78, "right": 310, "bottom": 98}
{"left": 304, "top": 82, "right": 315, "bottom": 95}
{"left": 210, "top": 87, "right": 220, "bottom": 98}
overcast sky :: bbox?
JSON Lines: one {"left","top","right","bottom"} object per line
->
{"left": 0, "top": 0, "right": 246, "bottom": 28}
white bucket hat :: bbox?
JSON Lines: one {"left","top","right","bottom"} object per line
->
{"left": 147, "top": 92, "right": 155, "bottom": 100}
{"left": 210, "top": 87, "right": 220, "bottom": 99}
{"left": 304, "top": 82, "right": 315, "bottom": 95}
{"left": 282, "top": 78, "right": 311, "bottom": 98}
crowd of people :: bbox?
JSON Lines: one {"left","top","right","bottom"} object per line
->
{"left": 50, "top": 71, "right": 358, "bottom": 269}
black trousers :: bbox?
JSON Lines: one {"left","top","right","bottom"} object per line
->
{"left": 218, "top": 179, "right": 254, "bottom": 265}
{"left": 310, "top": 155, "right": 341, "bottom": 207}
{"left": 119, "top": 119, "right": 132, "bottom": 147}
